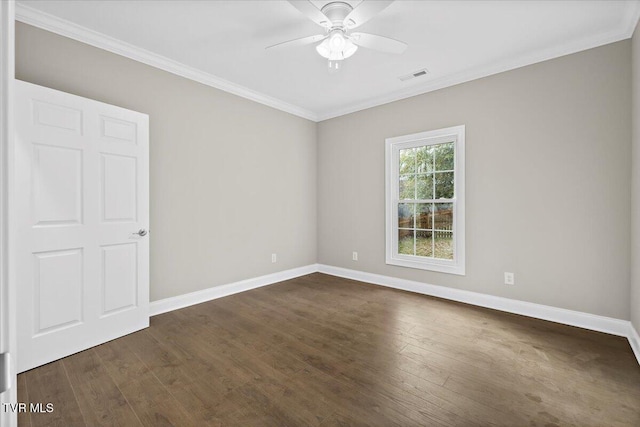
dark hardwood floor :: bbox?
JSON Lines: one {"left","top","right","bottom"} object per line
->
{"left": 17, "top": 273, "right": 640, "bottom": 426}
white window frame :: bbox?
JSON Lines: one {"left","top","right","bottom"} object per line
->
{"left": 385, "top": 125, "right": 465, "bottom": 275}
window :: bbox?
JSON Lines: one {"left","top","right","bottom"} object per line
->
{"left": 385, "top": 125, "right": 465, "bottom": 275}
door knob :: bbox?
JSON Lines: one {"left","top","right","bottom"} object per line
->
{"left": 133, "top": 229, "right": 148, "bottom": 237}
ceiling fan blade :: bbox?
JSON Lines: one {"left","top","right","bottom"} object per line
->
{"left": 350, "top": 32, "right": 407, "bottom": 54}
{"left": 344, "top": 0, "right": 394, "bottom": 29}
{"left": 265, "top": 34, "right": 327, "bottom": 50}
{"left": 287, "top": 1, "right": 332, "bottom": 28}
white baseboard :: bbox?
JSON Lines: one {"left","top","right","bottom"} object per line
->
{"left": 150, "top": 264, "right": 318, "bottom": 316}
{"left": 148, "top": 262, "right": 639, "bottom": 366}
{"left": 629, "top": 323, "right": 640, "bottom": 365}
{"left": 317, "top": 264, "right": 631, "bottom": 337}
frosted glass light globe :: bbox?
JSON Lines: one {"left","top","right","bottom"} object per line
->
{"left": 329, "top": 32, "right": 346, "bottom": 51}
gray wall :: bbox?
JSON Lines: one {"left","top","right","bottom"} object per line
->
{"left": 632, "top": 20, "right": 640, "bottom": 331}
{"left": 15, "top": 23, "right": 317, "bottom": 302}
{"left": 318, "top": 41, "right": 632, "bottom": 319}
{"left": 16, "top": 22, "right": 635, "bottom": 321}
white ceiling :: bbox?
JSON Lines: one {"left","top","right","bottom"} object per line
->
{"left": 16, "top": 0, "right": 640, "bottom": 121}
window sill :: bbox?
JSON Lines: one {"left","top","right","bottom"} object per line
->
{"left": 386, "top": 255, "right": 465, "bottom": 276}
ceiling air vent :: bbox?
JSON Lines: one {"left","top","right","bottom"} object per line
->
{"left": 399, "top": 68, "right": 430, "bottom": 82}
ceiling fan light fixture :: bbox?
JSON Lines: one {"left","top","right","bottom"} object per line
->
{"left": 315, "top": 38, "right": 331, "bottom": 58}
{"left": 343, "top": 40, "right": 358, "bottom": 58}
{"left": 275, "top": 0, "right": 406, "bottom": 73}
{"left": 316, "top": 36, "right": 358, "bottom": 60}
{"left": 329, "top": 32, "right": 346, "bottom": 51}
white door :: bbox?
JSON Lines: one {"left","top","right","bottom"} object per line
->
{"left": 14, "top": 81, "right": 149, "bottom": 373}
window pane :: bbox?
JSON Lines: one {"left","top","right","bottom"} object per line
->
{"left": 435, "top": 171, "right": 454, "bottom": 199}
{"left": 388, "top": 127, "right": 464, "bottom": 273}
{"left": 416, "top": 146, "right": 434, "bottom": 173}
{"left": 399, "top": 148, "right": 415, "bottom": 174}
{"left": 416, "top": 230, "right": 434, "bottom": 257}
{"left": 434, "top": 231, "right": 453, "bottom": 260}
{"left": 398, "top": 203, "right": 414, "bottom": 229}
{"left": 398, "top": 229, "right": 415, "bottom": 255}
{"left": 416, "top": 203, "right": 433, "bottom": 230}
{"left": 416, "top": 174, "right": 433, "bottom": 200}
{"left": 433, "top": 203, "right": 453, "bottom": 230}
{"left": 434, "top": 142, "right": 454, "bottom": 171}
{"left": 399, "top": 175, "right": 415, "bottom": 200}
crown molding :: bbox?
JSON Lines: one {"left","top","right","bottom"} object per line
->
{"left": 623, "top": 0, "right": 640, "bottom": 37}
{"left": 316, "top": 0, "right": 640, "bottom": 121}
{"left": 15, "top": 1, "right": 640, "bottom": 123}
{"left": 14, "top": 3, "right": 319, "bottom": 122}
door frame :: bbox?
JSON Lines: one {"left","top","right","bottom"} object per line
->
{"left": 0, "top": 0, "right": 17, "bottom": 426}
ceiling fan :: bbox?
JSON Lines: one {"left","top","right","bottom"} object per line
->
{"left": 267, "top": 0, "right": 407, "bottom": 73}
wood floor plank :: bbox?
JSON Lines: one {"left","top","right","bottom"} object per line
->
{"left": 149, "top": 312, "right": 335, "bottom": 426}
{"left": 92, "top": 336, "right": 151, "bottom": 388}
{"left": 190, "top": 301, "right": 288, "bottom": 352}
{"left": 222, "top": 375, "right": 334, "bottom": 427}
{"left": 334, "top": 358, "right": 513, "bottom": 427}
{"left": 24, "top": 360, "right": 85, "bottom": 427}
{"left": 242, "top": 289, "right": 410, "bottom": 353}
{"left": 237, "top": 290, "right": 411, "bottom": 358}
{"left": 317, "top": 411, "right": 371, "bottom": 427}
{"left": 114, "top": 331, "right": 243, "bottom": 426}
{"left": 16, "top": 273, "right": 640, "bottom": 426}
{"left": 17, "top": 371, "right": 31, "bottom": 427}
{"left": 288, "top": 366, "right": 434, "bottom": 427}
{"left": 229, "top": 291, "right": 453, "bottom": 386}
{"left": 61, "top": 349, "right": 141, "bottom": 427}
{"left": 116, "top": 373, "right": 200, "bottom": 427}
{"left": 443, "top": 373, "right": 584, "bottom": 426}
{"left": 95, "top": 332, "right": 235, "bottom": 425}
{"left": 146, "top": 314, "right": 292, "bottom": 425}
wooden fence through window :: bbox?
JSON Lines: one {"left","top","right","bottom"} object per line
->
{"left": 399, "top": 209, "right": 453, "bottom": 239}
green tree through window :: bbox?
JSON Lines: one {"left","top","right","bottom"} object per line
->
{"left": 386, "top": 125, "right": 465, "bottom": 275}
{"left": 397, "top": 142, "right": 454, "bottom": 260}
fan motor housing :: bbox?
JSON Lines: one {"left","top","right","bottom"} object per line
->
{"left": 321, "top": 2, "right": 353, "bottom": 28}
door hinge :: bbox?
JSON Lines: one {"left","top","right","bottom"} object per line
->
{"left": 0, "top": 353, "right": 10, "bottom": 393}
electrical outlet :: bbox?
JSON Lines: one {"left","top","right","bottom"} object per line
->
{"left": 504, "top": 272, "right": 515, "bottom": 285}
{"left": 271, "top": 253, "right": 277, "bottom": 263}
{"left": 352, "top": 251, "right": 358, "bottom": 261}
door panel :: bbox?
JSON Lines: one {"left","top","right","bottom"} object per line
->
{"left": 34, "top": 249, "right": 83, "bottom": 334}
{"left": 15, "top": 80, "right": 149, "bottom": 373}
{"left": 101, "top": 154, "right": 137, "bottom": 222}
{"left": 101, "top": 243, "right": 137, "bottom": 316}
{"left": 100, "top": 115, "right": 137, "bottom": 143}
{"left": 33, "top": 100, "right": 83, "bottom": 134}
{"left": 33, "top": 144, "right": 83, "bottom": 226}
